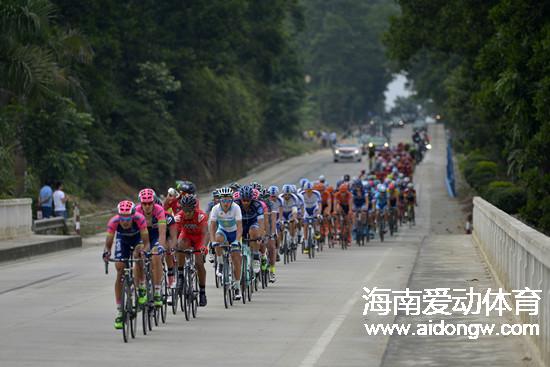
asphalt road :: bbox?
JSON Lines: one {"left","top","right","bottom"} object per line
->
{"left": 0, "top": 125, "right": 435, "bottom": 367}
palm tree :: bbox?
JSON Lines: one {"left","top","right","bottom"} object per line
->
{"left": 0, "top": 0, "right": 93, "bottom": 106}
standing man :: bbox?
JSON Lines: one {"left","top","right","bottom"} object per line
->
{"left": 38, "top": 180, "right": 53, "bottom": 218}
{"left": 53, "top": 181, "right": 69, "bottom": 219}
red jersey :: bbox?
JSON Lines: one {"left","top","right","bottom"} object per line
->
{"left": 176, "top": 209, "right": 208, "bottom": 237}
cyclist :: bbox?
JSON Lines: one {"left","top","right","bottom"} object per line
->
{"left": 333, "top": 183, "right": 353, "bottom": 245}
{"left": 404, "top": 182, "right": 417, "bottom": 220}
{"left": 279, "top": 184, "right": 301, "bottom": 246}
{"left": 209, "top": 187, "right": 243, "bottom": 300}
{"left": 206, "top": 189, "right": 221, "bottom": 263}
{"left": 351, "top": 179, "right": 368, "bottom": 238}
{"left": 235, "top": 185, "right": 265, "bottom": 274}
{"left": 301, "top": 181, "right": 321, "bottom": 253}
{"left": 375, "top": 184, "right": 389, "bottom": 232}
{"left": 103, "top": 200, "right": 151, "bottom": 329}
{"left": 175, "top": 195, "right": 208, "bottom": 307}
{"left": 335, "top": 174, "right": 351, "bottom": 190}
{"left": 267, "top": 186, "right": 283, "bottom": 282}
{"left": 388, "top": 182, "right": 400, "bottom": 228}
{"left": 135, "top": 188, "right": 166, "bottom": 307}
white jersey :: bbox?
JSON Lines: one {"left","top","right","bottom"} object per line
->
{"left": 209, "top": 202, "right": 242, "bottom": 232}
{"left": 278, "top": 193, "right": 301, "bottom": 213}
{"left": 301, "top": 190, "right": 321, "bottom": 209}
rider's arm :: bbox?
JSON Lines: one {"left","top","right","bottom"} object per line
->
{"left": 105, "top": 232, "right": 115, "bottom": 255}
{"left": 236, "top": 220, "right": 243, "bottom": 241}
{"left": 135, "top": 213, "right": 150, "bottom": 251}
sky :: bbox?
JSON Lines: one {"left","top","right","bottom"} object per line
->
{"left": 384, "top": 73, "right": 413, "bottom": 112}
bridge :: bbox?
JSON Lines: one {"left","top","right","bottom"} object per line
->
{"left": 0, "top": 124, "right": 547, "bottom": 367}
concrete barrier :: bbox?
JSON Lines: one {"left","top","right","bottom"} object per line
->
{"left": 0, "top": 198, "right": 32, "bottom": 240}
{"left": 472, "top": 196, "right": 550, "bottom": 365}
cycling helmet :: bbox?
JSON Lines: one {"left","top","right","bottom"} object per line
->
{"left": 407, "top": 183, "right": 414, "bottom": 189}
{"left": 313, "top": 182, "right": 325, "bottom": 192}
{"left": 177, "top": 180, "right": 196, "bottom": 195}
{"left": 319, "top": 175, "right": 326, "bottom": 183}
{"left": 404, "top": 177, "right": 410, "bottom": 183}
{"left": 379, "top": 185, "right": 387, "bottom": 193}
{"left": 138, "top": 188, "right": 155, "bottom": 203}
{"left": 299, "top": 178, "right": 309, "bottom": 189}
{"left": 326, "top": 185, "right": 334, "bottom": 193}
{"left": 368, "top": 180, "right": 375, "bottom": 187}
{"left": 233, "top": 191, "right": 240, "bottom": 200}
{"left": 179, "top": 194, "right": 197, "bottom": 209}
{"left": 282, "top": 184, "right": 293, "bottom": 194}
{"left": 304, "top": 181, "right": 313, "bottom": 190}
{"left": 388, "top": 183, "right": 395, "bottom": 190}
{"left": 117, "top": 200, "right": 136, "bottom": 216}
{"left": 251, "top": 181, "right": 261, "bottom": 190}
{"left": 268, "top": 185, "right": 279, "bottom": 196}
{"left": 339, "top": 183, "right": 349, "bottom": 192}
{"left": 290, "top": 185, "right": 298, "bottom": 194}
{"left": 217, "top": 186, "right": 233, "bottom": 197}
{"left": 229, "top": 182, "right": 241, "bottom": 191}
{"left": 343, "top": 174, "right": 350, "bottom": 181}
{"left": 212, "top": 189, "right": 221, "bottom": 199}
{"left": 240, "top": 185, "right": 254, "bottom": 200}
{"left": 260, "top": 187, "right": 269, "bottom": 199}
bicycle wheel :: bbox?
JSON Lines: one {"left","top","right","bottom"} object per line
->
{"left": 248, "top": 267, "right": 254, "bottom": 301}
{"left": 227, "top": 258, "right": 234, "bottom": 307}
{"left": 241, "top": 255, "right": 247, "bottom": 304}
{"left": 121, "top": 279, "right": 129, "bottom": 343}
{"left": 214, "top": 258, "right": 220, "bottom": 288}
{"left": 130, "top": 283, "right": 137, "bottom": 339}
{"left": 183, "top": 268, "right": 191, "bottom": 321}
{"left": 161, "top": 269, "right": 168, "bottom": 323}
{"left": 142, "top": 303, "right": 148, "bottom": 335}
{"left": 171, "top": 286, "right": 178, "bottom": 315}
{"left": 379, "top": 216, "right": 385, "bottom": 242}
{"left": 191, "top": 273, "right": 198, "bottom": 318}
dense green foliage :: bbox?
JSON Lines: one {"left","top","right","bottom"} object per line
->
{"left": 1, "top": 0, "right": 397, "bottom": 203}
{"left": 300, "top": 0, "right": 398, "bottom": 127}
{"left": 385, "top": 0, "right": 550, "bottom": 233}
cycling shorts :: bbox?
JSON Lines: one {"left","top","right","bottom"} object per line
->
{"left": 304, "top": 207, "right": 317, "bottom": 218}
{"left": 114, "top": 235, "right": 142, "bottom": 260}
{"left": 243, "top": 222, "right": 260, "bottom": 237}
{"left": 216, "top": 228, "right": 237, "bottom": 244}
{"left": 178, "top": 231, "right": 205, "bottom": 251}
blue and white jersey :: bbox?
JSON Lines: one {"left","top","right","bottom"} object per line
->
{"left": 209, "top": 202, "right": 242, "bottom": 232}
{"left": 301, "top": 190, "right": 321, "bottom": 210}
{"left": 267, "top": 196, "right": 284, "bottom": 215}
{"left": 278, "top": 193, "right": 301, "bottom": 213}
{"left": 375, "top": 191, "right": 388, "bottom": 209}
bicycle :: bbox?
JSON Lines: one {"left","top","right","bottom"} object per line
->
{"left": 407, "top": 201, "right": 416, "bottom": 227}
{"left": 304, "top": 217, "right": 316, "bottom": 259}
{"left": 280, "top": 220, "right": 292, "bottom": 264}
{"left": 175, "top": 248, "right": 200, "bottom": 320}
{"left": 378, "top": 208, "right": 386, "bottom": 242}
{"left": 240, "top": 238, "right": 253, "bottom": 304}
{"left": 260, "top": 236, "right": 271, "bottom": 289}
{"left": 354, "top": 210, "right": 365, "bottom": 247}
{"left": 141, "top": 253, "right": 154, "bottom": 334}
{"left": 105, "top": 257, "right": 140, "bottom": 343}
{"left": 339, "top": 213, "right": 350, "bottom": 250}
{"left": 217, "top": 242, "right": 234, "bottom": 309}
{"left": 389, "top": 206, "right": 398, "bottom": 236}
{"left": 328, "top": 215, "right": 336, "bottom": 249}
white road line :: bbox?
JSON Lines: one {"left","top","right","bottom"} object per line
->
{"left": 299, "top": 248, "right": 392, "bottom": 367}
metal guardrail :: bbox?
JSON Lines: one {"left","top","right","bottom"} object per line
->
{"left": 445, "top": 133, "right": 457, "bottom": 197}
{"left": 473, "top": 196, "right": 549, "bottom": 365}
{"left": 33, "top": 217, "right": 67, "bottom": 234}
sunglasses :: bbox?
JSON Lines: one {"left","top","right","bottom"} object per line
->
{"left": 141, "top": 202, "right": 153, "bottom": 207}
{"left": 182, "top": 207, "right": 194, "bottom": 212}
{"left": 221, "top": 198, "right": 233, "bottom": 203}
{"left": 119, "top": 215, "right": 132, "bottom": 222}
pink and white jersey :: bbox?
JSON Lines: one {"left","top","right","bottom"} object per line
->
{"left": 107, "top": 213, "right": 148, "bottom": 238}
{"left": 135, "top": 203, "right": 166, "bottom": 228}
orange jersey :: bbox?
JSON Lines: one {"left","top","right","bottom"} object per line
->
{"left": 333, "top": 191, "right": 352, "bottom": 206}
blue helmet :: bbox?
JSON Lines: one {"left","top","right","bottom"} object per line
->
{"left": 268, "top": 185, "right": 279, "bottom": 196}
{"left": 282, "top": 184, "right": 293, "bottom": 194}
{"left": 299, "top": 178, "right": 309, "bottom": 189}
{"left": 240, "top": 185, "right": 254, "bottom": 200}
{"left": 304, "top": 181, "right": 313, "bottom": 190}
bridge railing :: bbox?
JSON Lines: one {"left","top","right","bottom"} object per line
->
{"left": 473, "top": 196, "right": 550, "bottom": 365}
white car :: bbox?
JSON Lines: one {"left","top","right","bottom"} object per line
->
{"left": 333, "top": 144, "right": 362, "bottom": 162}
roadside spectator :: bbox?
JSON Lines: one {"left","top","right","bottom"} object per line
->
{"left": 329, "top": 131, "right": 337, "bottom": 146}
{"left": 53, "top": 181, "right": 69, "bottom": 219}
{"left": 38, "top": 180, "right": 53, "bottom": 218}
